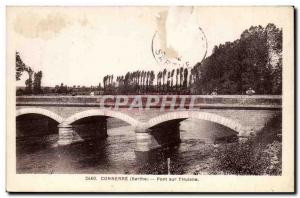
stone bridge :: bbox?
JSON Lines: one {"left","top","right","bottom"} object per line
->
{"left": 16, "top": 95, "right": 281, "bottom": 152}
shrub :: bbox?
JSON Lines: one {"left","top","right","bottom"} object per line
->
{"left": 212, "top": 113, "right": 282, "bottom": 175}
{"left": 212, "top": 138, "right": 269, "bottom": 175}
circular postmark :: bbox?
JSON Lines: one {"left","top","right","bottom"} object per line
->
{"left": 151, "top": 26, "right": 208, "bottom": 68}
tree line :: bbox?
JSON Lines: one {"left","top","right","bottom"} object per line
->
{"left": 102, "top": 23, "right": 282, "bottom": 95}
{"left": 102, "top": 67, "right": 198, "bottom": 94}
{"left": 16, "top": 23, "right": 282, "bottom": 96}
{"left": 192, "top": 23, "right": 282, "bottom": 95}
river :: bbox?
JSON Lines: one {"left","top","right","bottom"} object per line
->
{"left": 16, "top": 118, "right": 237, "bottom": 175}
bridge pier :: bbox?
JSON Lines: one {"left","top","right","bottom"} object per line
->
{"left": 57, "top": 117, "right": 108, "bottom": 146}
{"left": 134, "top": 120, "right": 182, "bottom": 153}
{"left": 135, "top": 131, "right": 161, "bottom": 152}
{"left": 57, "top": 123, "right": 74, "bottom": 146}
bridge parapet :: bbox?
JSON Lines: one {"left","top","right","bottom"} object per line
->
{"left": 16, "top": 95, "right": 282, "bottom": 110}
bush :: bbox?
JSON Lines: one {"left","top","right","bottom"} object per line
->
{"left": 212, "top": 138, "right": 269, "bottom": 175}
{"left": 212, "top": 113, "right": 282, "bottom": 175}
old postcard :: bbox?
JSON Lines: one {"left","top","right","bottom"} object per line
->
{"left": 6, "top": 6, "right": 294, "bottom": 192}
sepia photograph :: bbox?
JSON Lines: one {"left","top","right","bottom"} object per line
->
{"left": 6, "top": 6, "right": 294, "bottom": 192}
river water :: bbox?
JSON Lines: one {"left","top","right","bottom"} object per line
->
{"left": 16, "top": 119, "right": 236, "bottom": 175}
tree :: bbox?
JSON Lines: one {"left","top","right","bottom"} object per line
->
{"left": 146, "top": 71, "right": 150, "bottom": 91}
{"left": 33, "top": 71, "right": 43, "bottom": 94}
{"left": 57, "top": 83, "right": 68, "bottom": 94}
{"left": 141, "top": 71, "right": 145, "bottom": 92}
{"left": 16, "top": 52, "right": 26, "bottom": 81}
{"left": 179, "top": 67, "right": 183, "bottom": 89}
{"left": 188, "top": 68, "right": 193, "bottom": 88}
{"left": 162, "top": 68, "right": 167, "bottom": 92}
{"left": 24, "top": 67, "right": 33, "bottom": 94}
{"left": 124, "top": 72, "right": 130, "bottom": 93}
{"left": 157, "top": 72, "right": 162, "bottom": 92}
{"left": 176, "top": 68, "right": 179, "bottom": 91}
{"left": 183, "top": 68, "right": 188, "bottom": 90}
{"left": 171, "top": 69, "right": 175, "bottom": 91}
{"left": 167, "top": 71, "right": 170, "bottom": 91}
{"left": 110, "top": 75, "right": 114, "bottom": 85}
{"left": 137, "top": 71, "right": 141, "bottom": 92}
{"left": 103, "top": 76, "right": 107, "bottom": 91}
{"left": 150, "top": 71, "right": 155, "bottom": 92}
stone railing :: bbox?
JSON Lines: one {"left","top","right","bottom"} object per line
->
{"left": 16, "top": 95, "right": 282, "bottom": 110}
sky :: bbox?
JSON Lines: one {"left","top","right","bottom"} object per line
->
{"left": 8, "top": 6, "right": 288, "bottom": 87}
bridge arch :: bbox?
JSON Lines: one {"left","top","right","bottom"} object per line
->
{"left": 16, "top": 108, "right": 64, "bottom": 123}
{"left": 147, "top": 111, "right": 247, "bottom": 135}
{"left": 63, "top": 109, "right": 140, "bottom": 126}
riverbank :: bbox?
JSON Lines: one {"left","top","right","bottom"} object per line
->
{"left": 189, "top": 113, "right": 282, "bottom": 175}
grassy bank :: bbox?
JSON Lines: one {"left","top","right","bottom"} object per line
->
{"left": 191, "top": 113, "right": 282, "bottom": 175}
